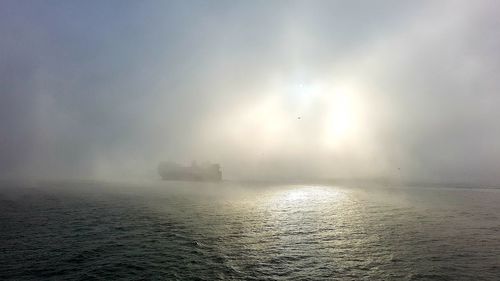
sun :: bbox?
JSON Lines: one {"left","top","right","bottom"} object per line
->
{"left": 322, "top": 83, "right": 364, "bottom": 148}
{"left": 201, "top": 78, "right": 367, "bottom": 155}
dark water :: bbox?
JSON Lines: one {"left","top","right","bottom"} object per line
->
{"left": 1, "top": 181, "right": 499, "bottom": 280}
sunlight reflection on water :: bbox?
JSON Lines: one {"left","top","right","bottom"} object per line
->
{"left": 272, "top": 185, "right": 345, "bottom": 203}
{"left": 1, "top": 182, "right": 499, "bottom": 280}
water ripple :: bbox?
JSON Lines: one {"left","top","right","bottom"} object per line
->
{"left": 1, "top": 182, "right": 499, "bottom": 280}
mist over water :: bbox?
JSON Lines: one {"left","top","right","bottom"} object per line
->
{"left": 1, "top": 0, "right": 500, "bottom": 184}
{"left": 1, "top": 181, "right": 499, "bottom": 280}
{"left": 2, "top": 1, "right": 500, "bottom": 280}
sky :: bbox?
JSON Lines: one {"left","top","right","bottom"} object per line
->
{"left": 1, "top": 0, "right": 500, "bottom": 185}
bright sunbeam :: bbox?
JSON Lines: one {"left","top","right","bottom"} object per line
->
{"left": 287, "top": 80, "right": 367, "bottom": 149}
{"left": 200, "top": 77, "right": 370, "bottom": 174}
{"left": 322, "top": 83, "right": 365, "bottom": 148}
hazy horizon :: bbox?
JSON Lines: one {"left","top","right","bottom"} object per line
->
{"left": 2, "top": 0, "right": 500, "bottom": 186}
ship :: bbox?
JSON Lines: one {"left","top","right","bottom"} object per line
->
{"left": 158, "top": 161, "right": 222, "bottom": 181}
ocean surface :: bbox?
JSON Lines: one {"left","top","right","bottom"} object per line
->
{"left": 1, "top": 181, "right": 499, "bottom": 280}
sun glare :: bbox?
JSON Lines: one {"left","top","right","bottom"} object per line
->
{"left": 322, "top": 83, "right": 364, "bottom": 148}
{"left": 272, "top": 186, "right": 345, "bottom": 206}
{"left": 204, "top": 78, "right": 367, "bottom": 155}
{"left": 283, "top": 189, "right": 310, "bottom": 202}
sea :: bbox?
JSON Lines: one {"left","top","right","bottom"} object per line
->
{"left": 1, "top": 180, "right": 499, "bottom": 280}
